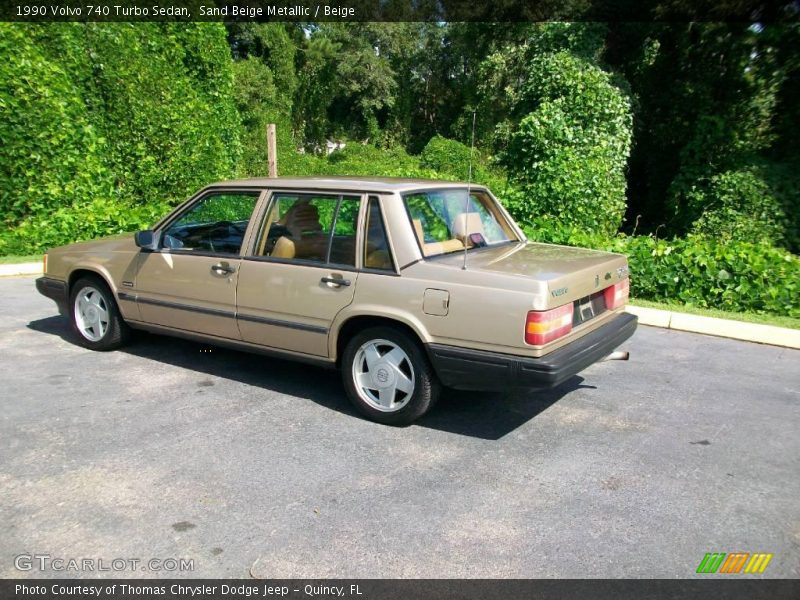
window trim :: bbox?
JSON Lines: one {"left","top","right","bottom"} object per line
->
{"left": 400, "top": 187, "right": 520, "bottom": 260}
{"left": 241, "top": 255, "right": 361, "bottom": 272}
{"left": 152, "top": 187, "right": 265, "bottom": 259}
{"left": 362, "top": 195, "right": 398, "bottom": 274}
{"left": 325, "top": 194, "right": 344, "bottom": 265}
{"left": 248, "top": 189, "right": 362, "bottom": 269}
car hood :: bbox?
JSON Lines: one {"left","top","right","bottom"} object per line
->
{"left": 52, "top": 233, "right": 137, "bottom": 254}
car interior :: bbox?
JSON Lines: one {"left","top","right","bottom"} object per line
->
{"left": 257, "top": 195, "right": 359, "bottom": 267}
{"left": 161, "top": 192, "right": 259, "bottom": 254}
{"left": 363, "top": 197, "right": 393, "bottom": 270}
{"left": 411, "top": 212, "right": 487, "bottom": 257}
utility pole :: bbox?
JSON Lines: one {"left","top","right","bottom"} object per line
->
{"left": 266, "top": 123, "right": 277, "bottom": 177}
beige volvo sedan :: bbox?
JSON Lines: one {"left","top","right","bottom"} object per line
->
{"left": 36, "top": 177, "right": 637, "bottom": 424}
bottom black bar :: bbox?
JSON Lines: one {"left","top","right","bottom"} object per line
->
{"left": 35, "top": 277, "right": 68, "bottom": 313}
{"left": 427, "top": 312, "right": 638, "bottom": 391}
{"left": 1, "top": 579, "right": 798, "bottom": 600}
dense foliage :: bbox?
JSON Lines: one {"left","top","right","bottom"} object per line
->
{"left": 501, "top": 52, "right": 632, "bottom": 236}
{"left": 614, "top": 236, "right": 799, "bottom": 318}
{"left": 0, "top": 23, "right": 240, "bottom": 254}
{"left": 0, "top": 20, "right": 798, "bottom": 318}
{"left": 684, "top": 165, "right": 794, "bottom": 248}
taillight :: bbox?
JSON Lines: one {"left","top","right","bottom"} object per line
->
{"left": 604, "top": 277, "right": 630, "bottom": 310}
{"left": 525, "top": 303, "right": 573, "bottom": 345}
{"left": 42, "top": 254, "right": 48, "bottom": 275}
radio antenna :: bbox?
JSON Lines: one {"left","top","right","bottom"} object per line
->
{"left": 462, "top": 110, "right": 476, "bottom": 271}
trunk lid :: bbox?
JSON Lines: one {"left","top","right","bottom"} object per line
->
{"left": 433, "top": 241, "right": 629, "bottom": 308}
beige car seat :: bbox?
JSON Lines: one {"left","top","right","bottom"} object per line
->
{"left": 452, "top": 212, "right": 486, "bottom": 245}
{"left": 271, "top": 236, "right": 296, "bottom": 258}
{"left": 412, "top": 218, "right": 465, "bottom": 256}
{"left": 365, "top": 250, "right": 392, "bottom": 269}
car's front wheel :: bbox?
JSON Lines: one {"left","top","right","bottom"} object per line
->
{"left": 69, "top": 276, "right": 131, "bottom": 351}
{"left": 341, "top": 326, "right": 440, "bottom": 425}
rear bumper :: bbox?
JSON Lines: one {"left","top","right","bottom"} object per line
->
{"left": 426, "top": 312, "right": 638, "bottom": 391}
{"left": 36, "top": 277, "right": 68, "bottom": 314}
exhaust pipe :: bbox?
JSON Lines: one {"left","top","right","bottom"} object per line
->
{"left": 603, "top": 351, "right": 629, "bottom": 361}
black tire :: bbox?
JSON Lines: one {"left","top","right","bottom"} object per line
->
{"left": 341, "top": 326, "right": 440, "bottom": 426}
{"left": 68, "top": 276, "right": 131, "bottom": 351}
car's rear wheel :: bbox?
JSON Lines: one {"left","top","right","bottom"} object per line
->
{"left": 69, "top": 276, "right": 131, "bottom": 351}
{"left": 341, "top": 326, "right": 440, "bottom": 425}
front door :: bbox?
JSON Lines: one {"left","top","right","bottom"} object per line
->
{"left": 134, "top": 190, "right": 261, "bottom": 340}
{"left": 236, "top": 192, "right": 361, "bottom": 357}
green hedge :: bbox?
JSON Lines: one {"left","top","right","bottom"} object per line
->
{"left": 0, "top": 23, "right": 240, "bottom": 254}
{"left": 674, "top": 163, "right": 800, "bottom": 253}
{"left": 0, "top": 198, "right": 171, "bottom": 256}
{"left": 283, "top": 142, "right": 440, "bottom": 180}
{"left": 618, "top": 236, "right": 798, "bottom": 317}
{"left": 418, "top": 135, "right": 507, "bottom": 189}
{"left": 0, "top": 23, "right": 112, "bottom": 227}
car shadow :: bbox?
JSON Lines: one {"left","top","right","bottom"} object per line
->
{"left": 28, "top": 314, "right": 72, "bottom": 340}
{"left": 418, "top": 377, "right": 594, "bottom": 440}
{"left": 27, "top": 316, "right": 592, "bottom": 440}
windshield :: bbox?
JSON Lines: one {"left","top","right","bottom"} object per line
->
{"left": 403, "top": 189, "right": 520, "bottom": 257}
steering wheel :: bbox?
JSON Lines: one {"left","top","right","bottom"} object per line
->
{"left": 228, "top": 221, "right": 248, "bottom": 234}
{"left": 206, "top": 221, "right": 237, "bottom": 253}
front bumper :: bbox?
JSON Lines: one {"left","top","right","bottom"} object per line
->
{"left": 426, "top": 312, "right": 638, "bottom": 391}
{"left": 36, "top": 277, "right": 68, "bottom": 314}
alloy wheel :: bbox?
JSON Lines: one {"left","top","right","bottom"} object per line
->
{"left": 352, "top": 338, "right": 416, "bottom": 412}
{"left": 73, "top": 286, "right": 109, "bottom": 342}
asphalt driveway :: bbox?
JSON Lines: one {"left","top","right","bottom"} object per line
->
{"left": 1, "top": 276, "right": 798, "bottom": 578}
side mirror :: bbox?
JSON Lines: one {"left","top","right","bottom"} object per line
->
{"left": 134, "top": 230, "right": 160, "bottom": 251}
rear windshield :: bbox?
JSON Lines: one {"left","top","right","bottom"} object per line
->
{"left": 403, "top": 189, "right": 519, "bottom": 257}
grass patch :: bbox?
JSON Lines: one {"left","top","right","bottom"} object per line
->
{"left": 631, "top": 298, "right": 800, "bottom": 330}
{"left": 0, "top": 254, "right": 43, "bottom": 264}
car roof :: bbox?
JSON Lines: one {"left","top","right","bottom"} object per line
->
{"left": 210, "top": 176, "right": 486, "bottom": 194}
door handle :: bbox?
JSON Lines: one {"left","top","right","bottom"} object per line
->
{"left": 211, "top": 262, "right": 236, "bottom": 275}
{"left": 321, "top": 276, "right": 351, "bottom": 287}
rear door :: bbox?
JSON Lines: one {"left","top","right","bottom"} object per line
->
{"left": 134, "top": 189, "right": 261, "bottom": 340}
{"left": 236, "top": 191, "right": 362, "bottom": 357}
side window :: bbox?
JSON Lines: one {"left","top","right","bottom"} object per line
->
{"left": 443, "top": 192, "right": 509, "bottom": 242}
{"left": 363, "top": 196, "right": 393, "bottom": 271}
{"left": 329, "top": 197, "right": 360, "bottom": 266}
{"left": 403, "top": 189, "right": 518, "bottom": 257}
{"left": 256, "top": 193, "right": 359, "bottom": 266}
{"left": 405, "top": 193, "right": 451, "bottom": 244}
{"left": 162, "top": 192, "right": 259, "bottom": 255}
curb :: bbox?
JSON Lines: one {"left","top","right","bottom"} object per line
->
{"left": 626, "top": 305, "right": 800, "bottom": 350}
{"left": 0, "top": 262, "right": 42, "bottom": 277}
{"left": 2, "top": 263, "right": 796, "bottom": 349}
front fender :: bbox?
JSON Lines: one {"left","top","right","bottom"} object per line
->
{"left": 64, "top": 255, "right": 141, "bottom": 321}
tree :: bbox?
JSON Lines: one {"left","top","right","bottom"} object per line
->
{"left": 502, "top": 51, "right": 633, "bottom": 236}
{"left": 293, "top": 23, "right": 409, "bottom": 146}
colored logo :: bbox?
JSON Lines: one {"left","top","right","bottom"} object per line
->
{"left": 696, "top": 552, "right": 773, "bottom": 574}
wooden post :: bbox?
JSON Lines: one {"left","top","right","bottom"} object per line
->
{"left": 266, "top": 123, "right": 277, "bottom": 178}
